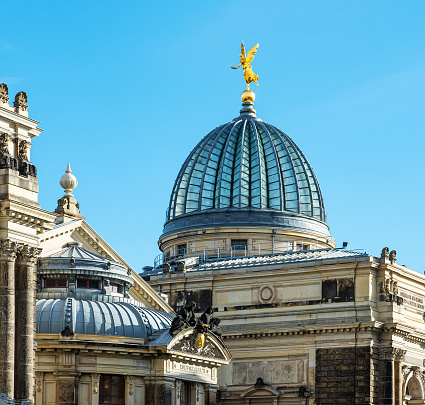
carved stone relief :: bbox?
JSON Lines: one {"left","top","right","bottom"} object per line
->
{"left": 35, "top": 372, "right": 43, "bottom": 393}
{"left": 125, "top": 375, "right": 135, "bottom": 395}
{"left": 91, "top": 373, "right": 100, "bottom": 394}
{"left": 171, "top": 331, "right": 225, "bottom": 360}
{"left": 379, "top": 347, "right": 406, "bottom": 361}
{"left": 18, "top": 140, "right": 29, "bottom": 161}
{"left": 0, "top": 133, "right": 10, "bottom": 154}
{"left": 232, "top": 358, "right": 306, "bottom": 386}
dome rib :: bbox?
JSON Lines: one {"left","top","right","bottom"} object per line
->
{"left": 215, "top": 121, "right": 240, "bottom": 209}
{"left": 199, "top": 124, "right": 232, "bottom": 212}
{"left": 249, "top": 120, "right": 263, "bottom": 209}
{"left": 233, "top": 119, "right": 246, "bottom": 208}
{"left": 257, "top": 121, "right": 284, "bottom": 211}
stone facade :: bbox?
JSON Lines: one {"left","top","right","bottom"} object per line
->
{"left": 148, "top": 248, "right": 425, "bottom": 404}
{"left": 35, "top": 328, "right": 230, "bottom": 405}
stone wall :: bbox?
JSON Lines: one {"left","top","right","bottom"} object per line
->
{"left": 315, "top": 346, "right": 378, "bottom": 404}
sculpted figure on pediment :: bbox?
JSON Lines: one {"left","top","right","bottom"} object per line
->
{"left": 14, "top": 91, "right": 28, "bottom": 111}
{"left": 169, "top": 301, "right": 196, "bottom": 337}
{"left": 0, "top": 83, "right": 9, "bottom": 103}
{"left": 389, "top": 250, "right": 397, "bottom": 264}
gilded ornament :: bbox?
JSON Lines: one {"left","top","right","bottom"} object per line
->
{"left": 196, "top": 332, "right": 207, "bottom": 349}
{"left": 231, "top": 41, "right": 259, "bottom": 90}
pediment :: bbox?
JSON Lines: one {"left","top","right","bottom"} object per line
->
{"left": 168, "top": 328, "right": 231, "bottom": 363}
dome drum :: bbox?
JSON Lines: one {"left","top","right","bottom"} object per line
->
{"left": 162, "top": 207, "right": 331, "bottom": 239}
{"left": 39, "top": 242, "right": 133, "bottom": 285}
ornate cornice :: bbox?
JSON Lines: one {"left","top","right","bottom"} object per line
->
{"left": 0, "top": 201, "right": 55, "bottom": 234}
{"left": 222, "top": 322, "right": 383, "bottom": 340}
{"left": 77, "top": 228, "right": 112, "bottom": 258}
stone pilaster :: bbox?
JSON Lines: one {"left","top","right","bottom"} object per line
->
{"left": 394, "top": 349, "right": 406, "bottom": 405}
{"left": 145, "top": 377, "right": 173, "bottom": 405}
{"left": 175, "top": 380, "right": 182, "bottom": 405}
{"left": 379, "top": 347, "right": 399, "bottom": 405}
{"left": 35, "top": 372, "right": 44, "bottom": 405}
{"left": 205, "top": 384, "right": 218, "bottom": 405}
{"left": 91, "top": 374, "right": 100, "bottom": 405}
{"left": 0, "top": 240, "right": 18, "bottom": 398}
{"left": 125, "top": 376, "right": 135, "bottom": 405}
{"left": 14, "top": 245, "right": 41, "bottom": 403}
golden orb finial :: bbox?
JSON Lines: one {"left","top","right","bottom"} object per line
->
{"left": 241, "top": 89, "right": 255, "bottom": 103}
{"left": 231, "top": 41, "right": 260, "bottom": 90}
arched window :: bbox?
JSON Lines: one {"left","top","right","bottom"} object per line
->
{"left": 99, "top": 375, "right": 124, "bottom": 405}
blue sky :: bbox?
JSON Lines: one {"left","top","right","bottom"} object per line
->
{"left": 1, "top": 1, "right": 424, "bottom": 271}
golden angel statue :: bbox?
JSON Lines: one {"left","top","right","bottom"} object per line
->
{"left": 231, "top": 41, "right": 259, "bottom": 90}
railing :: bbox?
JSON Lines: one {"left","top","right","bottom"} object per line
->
{"left": 153, "top": 238, "right": 324, "bottom": 270}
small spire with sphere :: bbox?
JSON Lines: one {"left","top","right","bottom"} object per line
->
{"left": 60, "top": 163, "right": 78, "bottom": 196}
{"left": 55, "top": 163, "right": 84, "bottom": 222}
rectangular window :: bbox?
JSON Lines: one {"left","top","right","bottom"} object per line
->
{"left": 111, "top": 284, "right": 120, "bottom": 293}
{"left": 296, "top": 243, "right": 309, "bottom": 251}
{"left": 99, "top": 375, "right": 124, "bottom": 405}
{"left": 231, "top": 239, "right": 247, "bottom": 251}
{"left": 177, "top": 244, "right": 187, "bottom": 257}
{"left": 77, "top": 279, "right": 99, "bottom": 289}
{"left": 322, "top": 278, "right": 355, "bottom": 303}
{"left": 45, "top": 278, "right": 67, "bottom": 288}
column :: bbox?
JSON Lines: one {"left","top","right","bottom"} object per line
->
{"left": 14, "top": 245, "right": 41, "bottom": 402}
{"left": 0, "top": 240, "right": 18, "bottom": 398}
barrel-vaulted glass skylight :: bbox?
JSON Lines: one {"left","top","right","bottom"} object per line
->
{"left": 167, "top": 115, "right": 326, "bottom": 223}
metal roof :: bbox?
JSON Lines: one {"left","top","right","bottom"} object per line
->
{"left": 45, "top": 242, "right": 117, "bottom": 262}
{"left": 36, "top": 298, "right": 172, "bottom": 338}
{"left": 193, "top": 248, "right": 369, "bottom": 271}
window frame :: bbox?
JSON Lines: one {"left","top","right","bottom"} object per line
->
{"left": 77, "top": 279, "right": 100, "bottom": 289}
{"left": 44, "top": 278, "right": 67, "bottom": 288}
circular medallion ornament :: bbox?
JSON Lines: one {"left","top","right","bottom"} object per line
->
{"left": 259, "top": 286, "right": 274, "bottom": 302}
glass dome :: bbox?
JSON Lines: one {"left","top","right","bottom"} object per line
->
{"left": 163, "top": 100, "right": 329, "bottom": 238}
